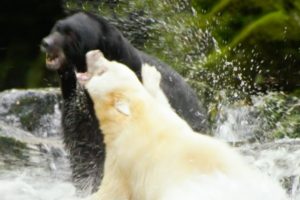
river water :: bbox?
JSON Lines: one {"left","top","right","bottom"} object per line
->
{"left": 0, "top": 170, "right": 78, "bottom": 200}
{"left": 0, "top": 98, "right": 299, "bottom": 200}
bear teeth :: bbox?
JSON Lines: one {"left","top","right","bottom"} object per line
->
{"left": 46, "top": 53, "right": 57, "bottom": 61}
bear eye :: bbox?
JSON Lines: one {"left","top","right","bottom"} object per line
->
{"left": 54, "top": 21, "right": 64, "bottom": 32}
{"left": 96, "top": 69, "right": 107, "bottom": 76}
{"left": 61, "top": 26, "right": 72, "bottom": 35}
{"left": 62, "top": 26, "right": 77, "bottom": 40}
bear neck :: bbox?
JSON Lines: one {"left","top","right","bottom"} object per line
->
{"left": 96, "top": 90, "right": 191, "bottom": 154}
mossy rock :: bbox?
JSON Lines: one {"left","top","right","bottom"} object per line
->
{"left": 9, "top": 91, "right": 58, "bottom": 132}
{"left": 0, "top": 136, "right": 29, "bottom": 161}
{"left": 0, "top": 122, "right": 70, "bottom": 174}
{"left": 0, "top": 88, "right": 62, "bottom": 137}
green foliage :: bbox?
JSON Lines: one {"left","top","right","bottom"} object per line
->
{"left": 255, "top": 92, "right": 300, "bottom": 139}
{"left": 191, "top": 0, "right": 300, "bottom": 93}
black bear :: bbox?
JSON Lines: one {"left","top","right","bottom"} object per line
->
{"left": 41, "top": 12, "right": 208, "bottom": 195}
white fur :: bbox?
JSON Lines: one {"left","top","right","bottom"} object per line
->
{"left": 82, "top": 50, "right": 288, "bottom": 200}
{"left": 142, "top": 64, "right": 171, "bottom": 108}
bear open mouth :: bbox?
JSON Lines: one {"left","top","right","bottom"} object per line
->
{"left": 45, "top": 51, "right": 66, "bottom": 70}
{"left": 76, "top": 72, "right": 92, "bottom": 86}
{"left": 76, "top": 67, "right": 107, "bottom": 86}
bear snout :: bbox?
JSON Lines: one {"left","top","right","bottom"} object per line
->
{"left": 86, "top": 50, "right": 108, "bottom": 73}
{"left": 86, "top": 50, "right": 104, "bottom": 62}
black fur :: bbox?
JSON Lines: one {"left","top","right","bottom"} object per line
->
{"left": 42, "top": 12, "right": 208, "bottom": 195}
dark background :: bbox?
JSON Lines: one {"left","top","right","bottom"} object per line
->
{"left": 0, "top": 0, "right": 64, "bottom": 90}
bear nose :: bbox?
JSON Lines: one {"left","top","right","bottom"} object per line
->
{"left": 41, "top": 38, "right": 50, "bottom": 51}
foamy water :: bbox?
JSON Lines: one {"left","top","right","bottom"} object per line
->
{"left": 0, "top": 139, "right": 298, "bottom": 200}
{"left": 0, "top": 170, "right": 82, "bottom": 200}
{"left": 0, "top": 91, "right": 298, "bottom": 199}
{"left": 164, "top": 172, "right": 288, "bottom": 200}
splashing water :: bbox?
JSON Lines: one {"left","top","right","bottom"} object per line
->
{"left": 240, "top": 139, "right": 300, "bottom": 200}
{"left": 214, "top": 94, "right": 300, "bottom": 199}
{"left": 0, "top": 170, "right": 80, "bottom": 200}
{"left": 214, "top": 105, "right": 258, "bottom": 142}
{"left": 0, "top": 93, "right": 298, "bottom": 200}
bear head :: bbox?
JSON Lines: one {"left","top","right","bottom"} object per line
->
{"left": 77, "top": 50, "right": 146, "bottom": 125}
{"left": 41, "top": 12, "right": 141, "bottom": 73}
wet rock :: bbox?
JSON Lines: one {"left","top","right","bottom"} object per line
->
{"left": 0, "top": 88, "right": 70, "bottom": 180}
{"left": 0, "top": 88, "right": 62, "bottom": 138}
{"left": 0, "top": 121, "right": 70, "bottom": 181}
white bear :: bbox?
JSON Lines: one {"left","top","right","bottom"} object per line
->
{"left": 77, "top": 50, "right": 288, "bottom": 200}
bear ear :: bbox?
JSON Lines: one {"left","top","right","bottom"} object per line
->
{"left": 115, "top": 100, "right": 131, "bottom": 116}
